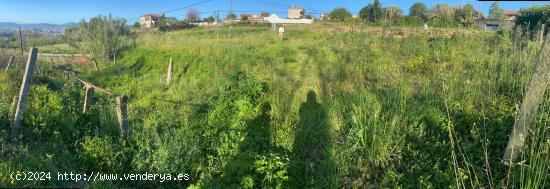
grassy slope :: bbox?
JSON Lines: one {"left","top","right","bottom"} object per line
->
{"left": 1, "top": 25, "right": 548, "bottom": 188}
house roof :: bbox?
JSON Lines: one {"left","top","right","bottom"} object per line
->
{"left": 142, "top": 14, "right": 159, "bottom": 17}
{"left": 240, "top": 14, "right": 254, "bottom": 17}
{"left": 504, "top": 11, "right": 518, "bottom": 16}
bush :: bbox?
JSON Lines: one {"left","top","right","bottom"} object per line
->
{"left": 516, "top": 5, "right": 550, "bottom": 31}
{"left": 427, "top": 19, "right": 461, "bottom": 28}
{"left": 0, "top": 73, "right": 17, "bottom": 128}
{"left": 193, "top": 72, "right": 276, "bottom": 187}
{"left": 80, "top": 136, "right": 131, "bottom": 172}
{"left": 76, "top": 15, "right": 130, "bottom": 62}
{"left": 330, "top": 8, "right": 353, "bottom": 21}
{"left": 394, "top": 16, "right": 425, "bottom": 27}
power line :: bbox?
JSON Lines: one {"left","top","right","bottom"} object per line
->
{"left": 125, "top": 0, "right": 217, "bottom": 22}
{"left": 163, "top": 0, "right": 215, "bottom": 14}
{"left": 255, "top": 0, "right": 328, "bottom": 13}
{"left": 256, "top": 0, "right": 291, "bottom": 8}
{"left": 201, "top": 10, "right": 324, "bottom": 14}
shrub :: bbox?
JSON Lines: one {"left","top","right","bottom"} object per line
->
{"left": 343, "top": 17, "right": 362, "bottom": 24}
{"left": 427, "top": 19, "right": 461, "bottom": 28}
{"left": 330, "top": 8, "right": 353, "bottom": 21}
{"left": 23, "top": 85, "right": 80, "bottom": 141}
{"left": 394, "top": 16, "right": 425, "bottom": 27}
{"left": 516, "top": 5, "right": 550, "bottom": 31}
{"left": 76, "top": 15, "right": 130, "bottom": 62}
{"left": 80, "top": 136, "right": 131, "bottom": 172}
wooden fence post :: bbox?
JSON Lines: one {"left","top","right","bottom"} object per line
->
{"left": 19, "top": 27, "right": 24, "bottom": 54}
{"left": 12, "top": 47, "right": 38, "bottom": 138}
{"left": 93, "top": 58, "right": 99, "bottom": 71}
{"left": 10, "top": 95, "right": 18, "bottom": 120}
{"left": 166, "top": 58, "right": 173, "bottom": 85}
{"left": 503, "top": 35, "right": 550, "bottom": 164}
{"left": 115, "top": 95, "right": 129, "bottom": 138}
{"left": 5, "top": 56, "right": 15, "bottom": 71}
{"left": 35, "top": 61, "right": 42, "bottom": 74}
{"left": 83, "top": 86, "right": 94, "bottom": 113}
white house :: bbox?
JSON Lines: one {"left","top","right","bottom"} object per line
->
{"left": 140, "top": 14, "right": 159, "bottom": 28}
{"left": 288, "top": 6, "right": 305, "bottom": 19}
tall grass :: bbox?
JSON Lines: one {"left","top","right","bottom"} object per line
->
{"left": 0, "top": 24, "right": 548, "bottom": 188}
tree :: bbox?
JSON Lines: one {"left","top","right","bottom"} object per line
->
{"left": 241, "top": 15, "right": 249, "bottom": 22}
{"left": 186, "top": 9, "right": 199, "bottom": 23}
{"left": 373, "top": 0, "right": 384, "bottom": 20}
{"left": 488, "top": 2, "right": 504, "bottom": 20}
{"left": 359, "top": 0, "right": 383, "bottom": 23}
{"left": 226, "top": 13, "right": 237, "bottom": 20}
{"left": 386, "top": 6, "right": 403, "bottom": 21}
{"left": 329, "top": 7, "right": 352, "bottom": 21}
{"left": 78, "top": 15, "right": 129, "bottom": 62}
{"left": 158, "top": 14, "right": 169, "bottom": 31}
{"left": 430, "top": 3, "right": 455, "bottom": 21}
{"left": 61, "top": 26, "right": 82, "bottom": 49}
{"left": 133, "top": 22, "right": 140, "bottom": 29}
{"left": 456, "top": 4, "right": 475, "bottom": 26}
{"left": 204, "top": 16, "right": 215, "bottom": 23}
{"left": 474, "top": 9, "right": 485, "bottom": 20}
{"left": 516, "top": 5, "right": 550, "bottom": 31}
{"left": 409, "top": 2, "right": 428, "bottom": 20}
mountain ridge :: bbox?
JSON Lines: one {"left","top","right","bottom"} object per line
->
{"left": 0, "top": 22, "right": 77, "bottom": 30}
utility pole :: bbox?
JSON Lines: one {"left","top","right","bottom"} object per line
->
{"left": 229, "top": 0, "right": 233, "bottom": 38}
{"left": 478, "top": 1, "right": 482, "bottom": 19}
{"left": 389, "top": 6, "right": 393, "bottom": 27}
{"left": 216, "top": 10, "right": 220, "bottom": 39}
{"left": 19, "top": 26, "right": 24, "bottom": 54}
{"left": 387, "top": 8, "right": 390, "bottom": 27}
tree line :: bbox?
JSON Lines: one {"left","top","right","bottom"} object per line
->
{"left": 328, "top": 1, "right": 511, "bottom": 27}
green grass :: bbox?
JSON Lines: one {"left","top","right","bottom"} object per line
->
{"left": 35, "top": 43, "right": 78, "bottom": 54}
{"left": 1, "top": 25, "right": 549, "bottom": 188}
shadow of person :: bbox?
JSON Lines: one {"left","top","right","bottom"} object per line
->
{"left": 241, "top": 102, "right": 272, "bottom": 152}
{"left": 205, "top": 102, "right": 275, "bottom": 187}
{"left": 289, "top": 91, "right": 334, "bottom": 187}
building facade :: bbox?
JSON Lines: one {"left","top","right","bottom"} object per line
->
{"left": 504, "top": 11, "right": 518, "bottom": 21}
{"left": 320, "top": 13, "right": 330, "bottom": 21}
{"left": 288, "top": 6, "right": 305, "bottom": 19}
{"left": 140, "top": 14, "right": 159, "bottom": 29}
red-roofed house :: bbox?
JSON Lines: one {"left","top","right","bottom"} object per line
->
{"left": 504, "top": 11, "right": 518, "bottom": 21}
{"left": 260, "top": 12, "right": 270, "bottom": 18}
{"left": 240, "top": 14, "right": 254, "bottom": 21}
{"left": 140, "top": 14, "right": 159, "bottom": 28}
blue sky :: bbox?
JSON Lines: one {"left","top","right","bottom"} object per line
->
{"left": 0, "top": 0, "right": 548, "bottom": 24}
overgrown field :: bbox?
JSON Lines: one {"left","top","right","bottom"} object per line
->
{"left": 1, "top": 25, "right": 549, "bottom": 188}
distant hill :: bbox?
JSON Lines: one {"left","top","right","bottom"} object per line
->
{"left": 0, "top": 22, "right": 77, "bottom": 30}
